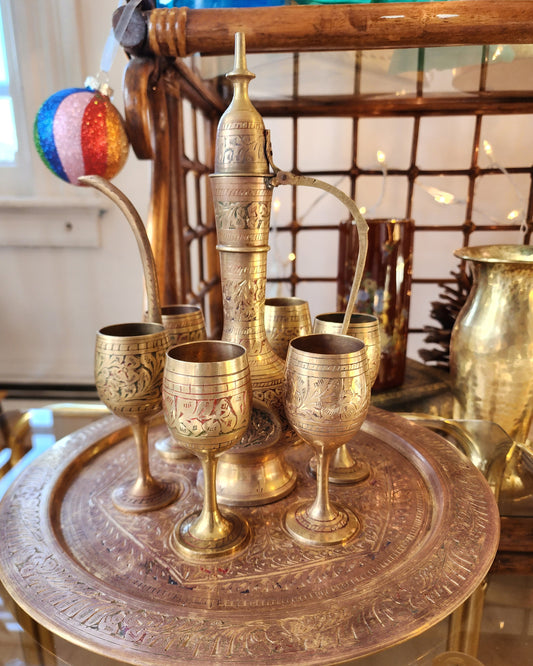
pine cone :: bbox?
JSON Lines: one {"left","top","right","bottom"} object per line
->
{"left": 418, "top": 265, "right": 472, "bottom": 371}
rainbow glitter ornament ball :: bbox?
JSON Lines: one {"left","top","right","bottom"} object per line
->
{"left": 34, "top": 87, "right": 129, "bottom": 186}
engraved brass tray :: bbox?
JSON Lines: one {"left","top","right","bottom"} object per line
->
{"left": 0, "top": 407, "right": 499, "bottom": 665}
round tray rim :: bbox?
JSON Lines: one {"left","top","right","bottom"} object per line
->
{"left": 0, "top": 408, "right": 500, "bottom": 665}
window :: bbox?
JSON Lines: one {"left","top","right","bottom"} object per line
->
{"left": 0, "top": 0, "right": 96, "bottom": 200}
{"left": 0, "top": 0, "right": 102, "bottom": 236}
{"left": 0, "top": 0, "right": 31, "bottom": 195}
{"left": 0, "top": 4, "right": 17, "bottom": 164}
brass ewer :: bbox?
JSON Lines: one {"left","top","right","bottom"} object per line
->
{"left": 210, "top": 33, "right": 369, "bottom": 506}
{"left": 208, "top": 33, "right": 295, "bottom": 505}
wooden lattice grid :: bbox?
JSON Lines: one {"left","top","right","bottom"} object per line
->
{"left": 143, "top": 44, "right": 533, "bottom": 355}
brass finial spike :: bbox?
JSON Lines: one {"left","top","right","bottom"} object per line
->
{"left": 227, "top": 32, "right": 254, "bottom": 82}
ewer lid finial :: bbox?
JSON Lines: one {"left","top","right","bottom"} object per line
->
{"left": 227, "top": 32, "right": 254, "bottom": 84}
{"left": 214, "top": 32, "right": 269, "bottom": 176}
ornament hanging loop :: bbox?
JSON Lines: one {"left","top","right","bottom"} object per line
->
{"left": 86, "top": 0, "right": 144, "bottom": 96}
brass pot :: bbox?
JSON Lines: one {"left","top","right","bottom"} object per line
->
{"left": 450, "top": 244, "right": 533, "bottom": 446}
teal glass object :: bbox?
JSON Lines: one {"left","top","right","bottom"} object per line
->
{"left": 156, "top": 1, "right": 286, "bottom": 6}
{"left": 294, "top": 0, "right": 451, "bottom": 4}
{"left": 294, "top": 1, "right": 373, "bottom": 4}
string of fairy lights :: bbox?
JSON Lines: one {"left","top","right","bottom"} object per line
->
{"left": 267, "top": 142, "right": 526, "bottom": 295}
{"left": 415, "top": 140, "right": 527, "bottom": 232}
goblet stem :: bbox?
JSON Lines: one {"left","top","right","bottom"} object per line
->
{"left": 307, "top": 448, "right": 337, "bottom": 523}
{"left": 112, "top": 416, "right": 179, "bottom": 513}
{"left": 131, "top": 418, "right": 156, "bottom": 495}
{"left": 309, "top": 441, "right": 371, "bottom": 485}
{"left": 331, "top": 443, "right": 370, "bottom": 484}
{"left": 190, "top": 452, "right": 230, "bottom": 541}
{"left": 171, "top": 448, "right": 251, "bottom": 559}
{"left": 285, "top": 442, "right": 360, "bottom": 546}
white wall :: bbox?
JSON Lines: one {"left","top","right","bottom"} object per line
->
{"left": 0, "top": 0, "right": 150, "bottom": 385}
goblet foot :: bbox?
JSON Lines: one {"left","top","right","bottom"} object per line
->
{"left": 308, "top": 455, "right": 371, "bottom": 485}
{"left": 170, "top": 510, "right": 250, "bottom": 560}
{"left": 155, "top": 435, "right": 196, "bottom": 462}
{"left": 112, "top": 479, "right": 179, "bottom": 514}
{"left": 284, "top": 500, "right": 360, "bottom": 547}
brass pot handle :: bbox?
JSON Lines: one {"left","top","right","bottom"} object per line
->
{"left": 269, "top": 160, "right": 368, "bottom": 336}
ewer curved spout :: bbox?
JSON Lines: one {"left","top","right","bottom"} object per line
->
{"left": 79, "top": 174, "right": 162, "bottom": 324}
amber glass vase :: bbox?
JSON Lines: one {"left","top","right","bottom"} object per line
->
{"left": 338, "top": 218, "right": 414, "bottom": 391}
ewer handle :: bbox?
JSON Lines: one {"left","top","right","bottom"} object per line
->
{"left": 270, "top": 170, "right": 368, "bottom": 336}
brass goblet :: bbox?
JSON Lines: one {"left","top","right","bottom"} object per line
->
{"left": 284, "top": 333, "right": 370, "bottom": 546}
{"left": 311, "top": 312, "right": 381, "bottom": 484}
{"left": 264, "top": 297, "right": 312, "bottom": 360}
{"left": 95, "top": 322, "right": 179, "bottom": 513}
{"left": 160, "top": 304, "right": 207, "bottom": 347}
{"left": 147, "top": 304, "right": 207, "bottom": 462}
{"left": 163, "top": 340, "right": 252, "bottom": 559}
